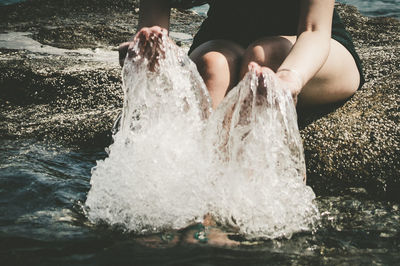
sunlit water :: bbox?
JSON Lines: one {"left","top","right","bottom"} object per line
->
{"left": 84, "top": 35, "right": 318, "bottom": 239}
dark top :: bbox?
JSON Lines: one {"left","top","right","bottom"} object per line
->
{"left": 206, "top": 0, "right": 301, "bottom": 40}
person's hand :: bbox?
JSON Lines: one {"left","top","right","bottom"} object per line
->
{"left": 275, "top": 69, "right": 303, "bottom": 105}
{"left": 248, "top": 62, "right": 303, "bottom": 104}
{"left": 118, "top": 26, "right": 169, "bottom": 71}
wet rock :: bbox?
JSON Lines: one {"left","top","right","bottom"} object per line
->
{"left": 0, "top": 2, "right": 398, "bottom": 199}
{"left": 0, "top": 51, "right": 122, "bottom": 146}
{"left": 299, "top": 5, "right": 399, "bottom": 200}
{"left": 0, "top": 0, "right": 202, "bottom": 49}
{"left": 0, "top": 0, "right": 203, "bottom": 146}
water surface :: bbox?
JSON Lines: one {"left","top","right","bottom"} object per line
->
{"left": 1, "top": 139, "right": 399, "bottom": 265}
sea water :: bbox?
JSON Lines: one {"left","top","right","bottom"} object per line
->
{"left": 85, "top": 34, "right": 319, "bottom": 239}
{"left": 2, "top": 138, "right": 400, "bottom": 264}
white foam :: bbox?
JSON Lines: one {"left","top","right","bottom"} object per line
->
{"left": 85, "top": 35, "right": 319, "bottom": 239}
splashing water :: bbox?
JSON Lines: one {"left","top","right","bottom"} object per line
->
{"left": 85, "top": 35, "right": 319, "bottom": 239}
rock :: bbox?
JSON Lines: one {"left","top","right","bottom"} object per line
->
{"left": 0, "top": 0, "right": 203, "bottom": 146}
{"left": 299, "top": 5, "right": 400, "bottom": 200}
{"left": 0, "top": 51, "right": 122, "bottom": 146}
{"left": 0, "top": 2, "right": 398, "bottom": 199}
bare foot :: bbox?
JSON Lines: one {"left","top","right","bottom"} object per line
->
{"left": 181, "top": 214, "right": 239, "bottom": 247}
{"left": 136, "top": 231, "right": 180, "bottom": 248}
{"left": 182, "top": 223, "right": 240, "bottom": 247}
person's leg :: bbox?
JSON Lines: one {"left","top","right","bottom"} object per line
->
{"left": 190, "top": 40, "right": 245, "bottom": 109}
{"left": 239, "top": 36, "right": 361, "bottom": 107}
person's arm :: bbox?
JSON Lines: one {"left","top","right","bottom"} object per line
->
{"left": 138, "top": 0, "right": 171, "bottom": 30}
{"left": 276, "top": 0, "right": 335, "bottom": 96}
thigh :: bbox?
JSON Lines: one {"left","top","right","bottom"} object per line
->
{"left": 241, "top": 36, "right": 360, "bottom": 107}
{"left": 189, "top": 39, "right": 245, "bottom": 81}
{"left": 240, "top": 36, "right": 294, "bottom": 77}
{"left": 189, "top": 40, "right": 245, "bottom": 108}
{"left": 297, "top": 38, "right": 360, "bottom": 107}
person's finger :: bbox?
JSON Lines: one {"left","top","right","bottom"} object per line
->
{"left": 150, "top": 26, "right": 162, "bottom": 34}
{"left": 161, "top": 28, "right": 169, "bottom": 39}
{"left": 147, "top": 35, "right": 158, "bottom": 71}
{"left": 118, "top": 42, "right": 130, "bottom": 67}
{"left": 247, "top": 61, "right": 256, "bottom": 72}
{"left": 293, "top": 94, "right": 298, "bottom": 105}
{"left": 133, "top": 27, "right": 146, "bottom": 42}
{"left": 139, "top": 30, "right": 150, "bottom": 56}
{"left": 127, "top": 41, "right": 137, "bottom": 58}
{"left": 157, "top": 29, "right": 164, "bottom": 38}
{"left": 261, "top": 66, "right": 275, "bottom": 76}
{"left": 248, "top": 61, "right": 263, "bottom": 75}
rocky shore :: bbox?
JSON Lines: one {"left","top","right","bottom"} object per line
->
{"left": 0, "top": 1, "right": 399, "bottom": 199}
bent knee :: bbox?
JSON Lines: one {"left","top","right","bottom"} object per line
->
{"left": 190, "top": 40, "right": 244, "bottom": 80}
{"left": 240, "top": 36, "right": 295, "bottom": 78}
{"left": 194, "top": 51, "right": 233, "bottom": 78}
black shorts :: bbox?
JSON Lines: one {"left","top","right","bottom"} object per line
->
{"left": 189, "top": 8, "right": 365, "bottom": 90}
